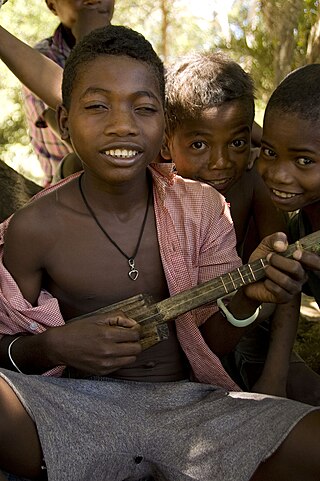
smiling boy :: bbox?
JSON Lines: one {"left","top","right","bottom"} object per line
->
{"left": 258, "top": 63, "right": 320, "bottom": 314}
{"left": 0, "top": 27, "right": 320, "bottom": 481}
{"left": 162, "top": 52, "right": 314, "bottom": 398}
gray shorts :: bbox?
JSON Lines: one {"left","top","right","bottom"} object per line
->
{"left": 0, "top": 369, "right": 316, "bottom": 481}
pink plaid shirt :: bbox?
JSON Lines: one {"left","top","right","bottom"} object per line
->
{"left": 22, "top": 24, "right": 72, "bottom": 186}
{"left": 0, "top": 164, "right": 241, "bottom": 389}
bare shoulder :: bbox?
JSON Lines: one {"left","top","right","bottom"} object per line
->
{"left": 4, "top": 177, "right": 81, "bottom": 245}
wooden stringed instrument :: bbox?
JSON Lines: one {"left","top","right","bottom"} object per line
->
{"left": 73, "top": 230, "right": 320, "bottom": 349}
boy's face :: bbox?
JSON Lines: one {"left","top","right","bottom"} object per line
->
{"left": 46, "top": 0, "right": 114, "bottom": 29}
{"left": 58, "top": 55, "right": 164, "bottom": 185}
{"left": 163, "top": 101, "right": 252, "bottom": 196}
{"left": 258, "top": 111, "right": 320, "bottom": 212}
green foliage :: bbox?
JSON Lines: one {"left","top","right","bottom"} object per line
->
{"left": 216, "top": 2, "right": 275, "bottom": 104}
{"left": 219, "top": 0, "right": 320, "bottom": 105}
{"left": 0, "top": 0, "right": 214, "bottom": 181}
{"left": 1, "top": 0, "right": 320, "bottom": 182}
{"left": 113, "top": 0, "right": 212, "bottom": 60}
{"left": 0, "top": 0, "right": 57, "bottom": 178}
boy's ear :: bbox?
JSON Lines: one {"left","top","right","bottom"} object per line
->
{"left": 45, "top": 0, "right": 58, "bottom": 16}
{"left": 57, "top": 104, "right": 70, "bottom": 141}
{"left": 161, "top": 136, "right": 172, "bottom": 161}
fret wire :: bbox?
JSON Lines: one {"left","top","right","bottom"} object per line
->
{"left": 260, "top": 259, "right": 267, "bottom": 268}
{"left": 220, "top": 276, "right": 228, "bottom": 294}
{"left": 237, "top": 267, "right": 245, "bottom": 285}
{"left": 228, "top": 272, "right": 237, "bottom": 289}
{"left": 248, "top": 264, "right": 256, "bottom": 281}
{"left": 141, "top": 264, "right": 268, "bottom": 324}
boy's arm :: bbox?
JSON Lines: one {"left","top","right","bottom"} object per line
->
{"left": 1, "top": 210, "right": 142, "bottom": 376}
{"left": 200, "top": 232, "right": 318, "bottom": 357}
{"left": 252, "top": 295, "right": 301, "bottom": 396}
{"left": 0, "top": 313, "right": 142, "bottom": 376}
{"left": 0, "top": 25, "right": 62, "bottom": 109}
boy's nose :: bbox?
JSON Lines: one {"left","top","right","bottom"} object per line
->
{"left": 264, "top": 159, "right": 293, "bottom": 184}
{"left": 207, "top": 148, "right": 231, "bottom": 170}
{"left": 104, "top": 109, "right": 139, "bottom": 137}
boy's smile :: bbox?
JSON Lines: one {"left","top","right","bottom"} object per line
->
{"left": 59, "top": 55, "right": 165, "bottom": 187}
{"left": 164, "top": 101, "right": 252, "bottom": 196}
{"left": 258, "top": 112, "right": 320, "bottom": 212}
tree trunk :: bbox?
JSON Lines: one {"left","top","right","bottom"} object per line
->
{"left": 260, "top": 0, "right": 304, "bottom": 86}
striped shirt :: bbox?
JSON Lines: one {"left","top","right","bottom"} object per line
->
{"left": 22, "top": 24, "right": 72, "bottom": 186}
{"left": 0, "top": 164, "right": 241, "bottom": 389}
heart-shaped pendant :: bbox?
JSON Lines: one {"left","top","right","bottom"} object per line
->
{"left": 128, "top": 269, "right": 139, "bottom": 281}
{"left": 128, "top": 258, "right": 139, "bottom": 281}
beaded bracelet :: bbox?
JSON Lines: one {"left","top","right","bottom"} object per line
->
{"left": 217, "top": 297, "right": 261, "bottom": 328}
{"left": 7, "top": 335, "right": 24, "bottom": 373}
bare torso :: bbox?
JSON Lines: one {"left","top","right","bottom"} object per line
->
{"left": 226, "top": 167, "right": 287, "bottom": 262}
{"left": 4, "top": 174, "right": 189, "bottom": 381}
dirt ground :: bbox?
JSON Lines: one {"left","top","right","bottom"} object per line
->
{"left": 295, "top": 294, "right": 320, "bottom": 374}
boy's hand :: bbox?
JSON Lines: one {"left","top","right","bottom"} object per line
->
{"left": 45, "top": 310, "right": 142, "bottom": 376}
{"left": 244, "top": 232, "right": 311, "bottom": 304}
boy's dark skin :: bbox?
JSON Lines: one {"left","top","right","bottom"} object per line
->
{"left": 20, "top": 0, "right": 115, "bottom": 183}
{"left": 0, "top": 30, "right": 320, "bottom": 481}
{"left": 162, "top": 82, "right": 299, "bottom": 397}
{"left": 42, "top": 0, "right": 115, "bottom": 133}
{"left": 258, "top": 104, "right": 320, "bottom": 404}
{"left": 162, "top": 100, "right": 285, "bottom": 259}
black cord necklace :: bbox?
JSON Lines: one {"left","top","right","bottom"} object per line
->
{"left": 78, "top": 172, "right": 151, "bottom": 281}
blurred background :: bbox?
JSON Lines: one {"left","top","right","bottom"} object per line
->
{"left": 1, "top": 0, "right": 319, "bottom": 184}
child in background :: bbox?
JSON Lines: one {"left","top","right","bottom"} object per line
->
{"left": 162, "top": 51, "right": 320, "bottom": 402}
{"left": 258, "top": 63, "right": 320, "bottom": 402}
{"left": 10, "top": 0, "right": 115, "bottom": 185}
{"left": 0, "top": 26, "right": 319, "bottom": 481}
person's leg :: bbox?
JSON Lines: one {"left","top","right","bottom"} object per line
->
{"left": 287, "top": 358, "right": 320, "bottom": 406}
{"left": 0, "top": 378, "right": 44, "bottom": 480}
{"left": 251, "top": 410, "right": 320, "bottom": 481}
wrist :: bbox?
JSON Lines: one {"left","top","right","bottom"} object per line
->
{"left": 7, "top": 335, "right": 26, "bottom": 373}
{"left": 218, "top": 290, "right": 262, "bottom": 327}
{"left": 217, "top": 296, "right": 261, "bottom": 327}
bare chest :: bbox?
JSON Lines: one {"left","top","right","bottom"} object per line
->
{"left": 44, "top": 205, "right": 169, "bottom": 319}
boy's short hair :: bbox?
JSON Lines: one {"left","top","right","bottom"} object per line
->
{"left": 265, "top": 64, "right": 320, "bottom": 122}
{"left": 165, "top": 51, "right": 255, "bottom": 136}
{"left": 62, "top": 25, "right": 165, "bottom": 109}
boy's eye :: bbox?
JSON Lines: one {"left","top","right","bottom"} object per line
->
{"left": 85, "top": 103, "right": 108, "bottom": 110}
{"left": 262, "top": 147, "right": 276, "bottom": 158}
{"left": 296, "top": 157, "right": 314, "bottom": 166}
{"left": 191, "top": 141, "right": 206, "bottom": 150}
{"left": 231, "top": 139, "right": 246, "bottom": 148}
{"left": 135, "top": 105, "right": 158, "bottom": 114}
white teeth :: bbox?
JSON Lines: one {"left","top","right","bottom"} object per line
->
{"left": 212, "top": 179, "right": 229, "bottom": 185}
{"left": 198, "top": 178, "right": 229, "bottom": 186}
{"left": 272, "top": 189, "right": 297, "bottom": 199}
{"left": 104, "top": 149, "right": 138, "bottom": 158}
{"left": 204, "top": 179, "right": 229, "bottom": 186}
